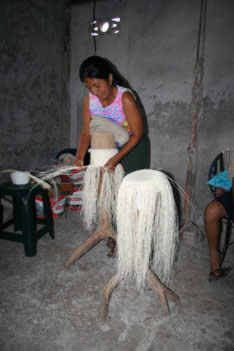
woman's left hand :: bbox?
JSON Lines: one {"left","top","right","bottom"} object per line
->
{"left": 103, "top": 156, "right": 119, "bottom": 171}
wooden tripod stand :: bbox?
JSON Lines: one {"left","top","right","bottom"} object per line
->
{"left": 64, "top": 212, "right": 116, "bottom": 267}
{"left": 64, "top": 133, "right": 180, "bottom": 320}
{"left": 64, "top": 211, "right": 180, "bottom": 321}
{"left": 99, "top": 270, "right": 180, "bottom": 321}
{"left": 64, "top": 133, "right": 118, "bottom": 267}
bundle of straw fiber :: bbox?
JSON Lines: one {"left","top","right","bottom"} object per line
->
{"left": 116, "top": 169, "right": 178, "bottom": 290}
{"left": 81, "top": 164, "right": 124, "bottom": 232}
{"left": 80, "top": 144, "right": 124, "bottom": 231}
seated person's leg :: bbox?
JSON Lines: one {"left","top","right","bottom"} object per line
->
{"left": 204, "top": 190, "right": 233, "bottom": 280}
{"left": 204, "top": 200, "right": 227, "bottom": 272}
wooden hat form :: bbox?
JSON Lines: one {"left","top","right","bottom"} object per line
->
{"left": 91, "top": 133, "right": 116, "bottom": 149}
{"left": 89, "top": 133, "right": 118, "bottom": 167}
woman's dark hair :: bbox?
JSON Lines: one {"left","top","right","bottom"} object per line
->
{"left": 79, "top": 55, "right": 130, "bottom": 88}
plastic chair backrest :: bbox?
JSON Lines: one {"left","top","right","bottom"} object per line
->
{"left": 208, "top": 149, "right": 231, "bottom": 198}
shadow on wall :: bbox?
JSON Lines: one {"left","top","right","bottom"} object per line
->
{"left": 160, "top": 170, "right": 183, "bottom": 227}
{"left": 104, "top": 58, "right": 151, "bottom": 168}
{"left": 134, "top": 92, "right": 151, "bottom": 168}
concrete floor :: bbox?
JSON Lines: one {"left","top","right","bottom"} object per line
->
{"left": 0, "top": 211, "right": 234, "bottom": 351}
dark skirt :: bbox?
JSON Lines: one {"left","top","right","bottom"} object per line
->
{"left": 215, "top": 190, "right": 234, "bottom": 219}
{"left": 120, "top": 135, "right": 150, "bottom": 174}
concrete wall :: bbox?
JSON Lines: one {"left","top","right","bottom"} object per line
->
{"left": 70, "top": 0, "right": 234, "bottom": 224}
{"left": 0, "top": 0, "right": 69, "bottom": 170}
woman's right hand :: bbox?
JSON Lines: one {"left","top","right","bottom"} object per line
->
{"left": 73, "top": 158, "right": 84, "bottom": 168}
{"left": 215, "top": 187, "right": 226, "bottom": 198}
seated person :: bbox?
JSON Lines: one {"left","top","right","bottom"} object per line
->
{"left": 204, "top": 156, "right": 234, "bottom": 281}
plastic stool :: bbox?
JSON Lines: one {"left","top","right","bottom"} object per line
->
{"left": 0, "top": 182, "right": 54, "bottom": 257}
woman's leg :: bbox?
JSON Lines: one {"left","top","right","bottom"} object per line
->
{"left": 204, "top": 200, "right": 227, "bottom": 273}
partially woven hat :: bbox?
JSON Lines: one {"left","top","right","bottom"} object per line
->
{"left": 90, "top": 115, "right": 129, "bottom": 146}
{"left": 89, "top": 132, "right": 118, "bottom": 167}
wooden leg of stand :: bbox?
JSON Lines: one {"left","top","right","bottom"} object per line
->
{"left": 147, "top": 270, "right": 180, "bottom": 314}
{"left": 98, "top": 212, "right": 117, "bottom": 241}
{"left": 64, "top": 230, "right": 105, "bottom": 267}
{"left": 64, "top": 213, "right": 117, "bottom": 268}
{"left": 99, "top": 273, "right": 120, "bottom": 321}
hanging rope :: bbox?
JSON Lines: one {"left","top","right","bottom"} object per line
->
{"left": 183, "top": 0, "right": 207, "bottom": 231}
{"left": 92, "top": 0, "right": 97, "bottom": 54}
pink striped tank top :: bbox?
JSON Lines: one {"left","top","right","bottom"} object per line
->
{"left": 89, "top": 85, "right": 133, "bottom": 135}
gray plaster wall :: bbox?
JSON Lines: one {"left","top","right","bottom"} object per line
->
{"left": 0, "top": 0, "right": 69, "bottom": 170}
{"left": 70, "top": 0, "right": 234, "bottom": 224}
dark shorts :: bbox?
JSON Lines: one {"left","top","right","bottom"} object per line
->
{"left": 120, "top": 135, "right": 150, "bottom": 174}
{"left": 215, "top": 190, "right": 234, "bottom": 219}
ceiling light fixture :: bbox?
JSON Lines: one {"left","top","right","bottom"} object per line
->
{"left": 89, "top": 17, "right": 120, "bottom": 36}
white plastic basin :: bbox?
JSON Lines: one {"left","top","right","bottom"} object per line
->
{"left": 10, "top": 172, "right": 30, "bottom": 185}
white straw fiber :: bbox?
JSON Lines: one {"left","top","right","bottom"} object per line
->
{"left": 81, "top": 164, "right": 124, "bottom": 231}
{"left": 28, "top": 160, "right": 124, "bottom": 232}
{"left": 81, "top": 167, "right": 100, "bottom": 231}
{"left": 116, "top": 169, "right": 178, "bottom": 290}
{"left": 98, "top": 169, "right": 114, "bottom": 222}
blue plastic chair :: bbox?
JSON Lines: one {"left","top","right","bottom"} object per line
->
{"left": 208, "top": 149, "right": 233, "bottom": 263}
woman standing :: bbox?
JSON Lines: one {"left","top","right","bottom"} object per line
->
{"left": 73, "top": 55, "right": 148, "bottom": 173}
{"left": 74, "top": 56, "right": 149, "bottom": 256}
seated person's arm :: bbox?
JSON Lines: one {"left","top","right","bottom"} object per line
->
{"left": 228, "top": 154, "right": 234, "bottom": 206}
{"left": 232, "top": 178, "right": 234, "bottom": 207}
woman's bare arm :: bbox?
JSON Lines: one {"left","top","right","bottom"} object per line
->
{"left": 74, "top": 95, "right": 91, "bottom": 166}
{"left": 104, "top": 92, "right": 144, "bottom": 169}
